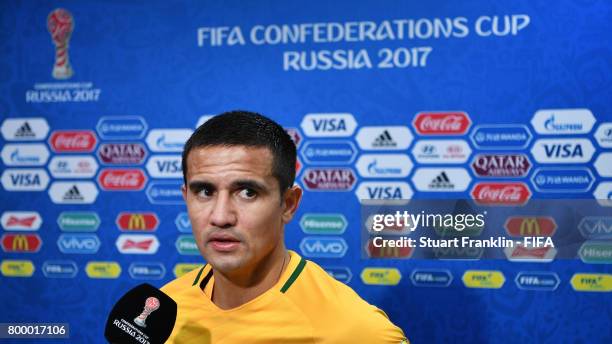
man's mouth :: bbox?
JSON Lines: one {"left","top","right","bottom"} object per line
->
{"left": 208, "top": 233, "right": 241, "bottom": 252}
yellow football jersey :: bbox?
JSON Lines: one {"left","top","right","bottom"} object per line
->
{"left": 162, "top": 250, "right": 408, "bottom": 343}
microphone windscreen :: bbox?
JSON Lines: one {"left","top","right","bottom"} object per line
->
{"left": 104, "top": 283, "right": 177, "bottom": 344}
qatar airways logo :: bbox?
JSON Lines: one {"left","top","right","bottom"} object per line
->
{"left": 413, "top": 112, "right": 471, "bottom": 135}
{"left": 98, "top": 169, "right": 147, "bottom": 191}
{"left": 49, "top": 130, "right": 97, "bottom": 152}
{"left": 471, "top": 182, "right": 531, "bottom": 206}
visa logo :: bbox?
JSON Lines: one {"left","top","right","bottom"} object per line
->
{"left": 57, "top": 234, "right": 100, "bottom": 254}
{"left": 300, "top": 113, "right": 357, "bottom": 137}
{"left": 312, "top": 118, "right": 346, "bottom": 132}
{"left": 367, "top": 187, "right": 403, "bottom": 199}
{"left": 1, "top": 169, "right": 49, "bottom": 191}
{"left": 299, "top": 237, "right": 347, "bottom": 258}
{"left": 10, "top": 173, "right": 41, "bottom": 186}
{"left": 544, "top": 144, "right": 583, "bottom": 158}
{"left": 156, "top": 160, "right": 181, "bottom": 173}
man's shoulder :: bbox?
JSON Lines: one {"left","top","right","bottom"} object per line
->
{"left": 285, "top": 257, "right": 407, "bottom": 342}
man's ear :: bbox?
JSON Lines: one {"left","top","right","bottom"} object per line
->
{"left": 281, "top": 184, "right": 303, "bottom": 224}
{"left": 182, "top": 183, "right": 188, "bottom": 202}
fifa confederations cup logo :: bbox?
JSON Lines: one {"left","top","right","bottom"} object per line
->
{"left": 134, "top": 297, "right": 160, "bottom": 328}
{"left": 47, "top": 8, "right": 74, "bottom": 80}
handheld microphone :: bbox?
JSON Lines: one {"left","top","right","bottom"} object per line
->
{"left": 104, "top": 283, "right": 177, "bottom": 344}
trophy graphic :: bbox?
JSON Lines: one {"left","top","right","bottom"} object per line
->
{"left": 47, "top": 8, "right": 74, "bottom": 79}
{"left": 134, "top": 297, "right": 160, "bottom": 328}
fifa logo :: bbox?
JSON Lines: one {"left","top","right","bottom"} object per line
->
{"left": 47, "top": 9, "right": 74, "bottom": 79}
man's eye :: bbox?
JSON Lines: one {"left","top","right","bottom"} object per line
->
{"left": 238, "top": 188, "right": 257, "bottom": 199}
{"left": 197, "top": 188, "right": 213, "bottom": 198}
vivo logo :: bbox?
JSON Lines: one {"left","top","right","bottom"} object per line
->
{"left": 57, "top": 234, "right": 100, "bottom": 254}
{"left": 299, "top": 237, "right": 347, "bottom": 258}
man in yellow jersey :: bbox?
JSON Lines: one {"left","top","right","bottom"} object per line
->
{"left": 162, "top": 111, "right": 408, "bottom": 343}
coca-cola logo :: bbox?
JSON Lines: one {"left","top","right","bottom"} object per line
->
{"left": 471, "top": 154, "right": 531, "bottom": 177}
{"left": 301, "top": 168, "right": 356, "bottom": 191}
{"left": 413, "top": 112, "right": 471, "bottom": 135}
{"left": 97, "top": 143, "right": 147, "bottom": 164}
{"left": 471, "top": 182, "right": 531, "bottom": 205}
{"left": 98, "top": 168, "right": 147, "bottom": 191}
{"left": 49, "top": 130, "right": 97, "bottom": 152}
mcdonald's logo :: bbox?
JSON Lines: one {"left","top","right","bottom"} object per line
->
{"left": 504, "top": 216, "right": 557, "bottom": 237}
{"left": 116, "top": 212, "right": 159, "bottom": 231}
{"left": 366, "top": 239, "right": 413, "bottom": 258}
{"left": 1, "top": 234, "right": 42, "bottom": 253}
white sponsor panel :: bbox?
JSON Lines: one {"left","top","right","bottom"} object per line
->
{"left": 355, "top": 154, "right": 412, "bottom": 178}
{"left": 354, "top": 181, "right": 413, "bottom": 205}
{"left": 300, "top": 113, "right": 357, "bottom": 137}
{"left": 531, "top": 108, "right": 596, "bottom": 135}
{"left": 146, "top": 155, "right": 183, "bottom": 178}
{"left": 116, "top": 234, "right": 160, "bottom": 254}
{"left": 411, "top": 168, "right": 471, "bottom": 192}
{"left": 1, "top": 118, "right": 50, "bottom": 141}
{"left": 196, "top": 115, "right": 215, "bottom": 128}
{"left": 145, "top": 129, "right": 193, "bottom": 152}
{"left": 1, "top": 144, "right": 50, "bottom": 166}
{"left": 594, "top": 123, "right": 612, "bottom": 148}
{"left": 411, "top": 140, "right": 471, "bottom": 164}
{"left": 355, "top": 126, "right": 413, "bottom": 150}
{"left": 594, "top": 153, "right": 612, "bottom": 177}
{"left": 49, "top": 156, "right": 99, "bottom": 178}
{"left": 531, "top": 138, "right": 595, "bottom": 164}
{"left": 48, "top": 181, "right": 99, "bottom": 204}
{"left": 1, "top": 168, "right": 50, "bottom": 191}
{"left": 594, "top": 182, "right": 612, "bottom": 207}
{"left": 1, "top": 211, "right": 42, "bottom": 231}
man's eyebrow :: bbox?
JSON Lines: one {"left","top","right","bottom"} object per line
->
{"left": 231, "top": 179, "right": 268, "bottom": 191}
{"left": 188, "top": 181, "right": 214, "bottom": 191}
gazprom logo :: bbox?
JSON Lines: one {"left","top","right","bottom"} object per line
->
{"left": 531, "top": 109, "right": 595, "bottom": 135}
{"left": 299, "top": 237, "right": 347, "bottom": 258}
{"left": 1, "top": 144, "right": 50, "bottom": 166}
{"left": 57, "top": 234, "right": 100, "bottom": 254}
{"left": 145, "top": 129, "right": 192, "bottom": 152}
{"left": 96, "top": 116, "right": 148, "bottom": 139}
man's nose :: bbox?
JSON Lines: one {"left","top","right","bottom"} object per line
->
{"left": 209, "top": 191, "right": 237, "bottom": 228}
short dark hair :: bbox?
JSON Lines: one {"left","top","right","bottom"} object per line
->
{"left": 182, "top": 111, "right": 297, "bottom": 194}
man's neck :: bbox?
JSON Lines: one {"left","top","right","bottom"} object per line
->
{"left": 211, "top": 249, "right": 290, "bottom": 310}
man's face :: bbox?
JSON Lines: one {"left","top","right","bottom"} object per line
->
{"left": 182, "top": 145, "right": 299, "bottom": 276}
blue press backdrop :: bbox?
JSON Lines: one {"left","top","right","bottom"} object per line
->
{"left": 1, "top": 1, "right": 611, "bottom": 343}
